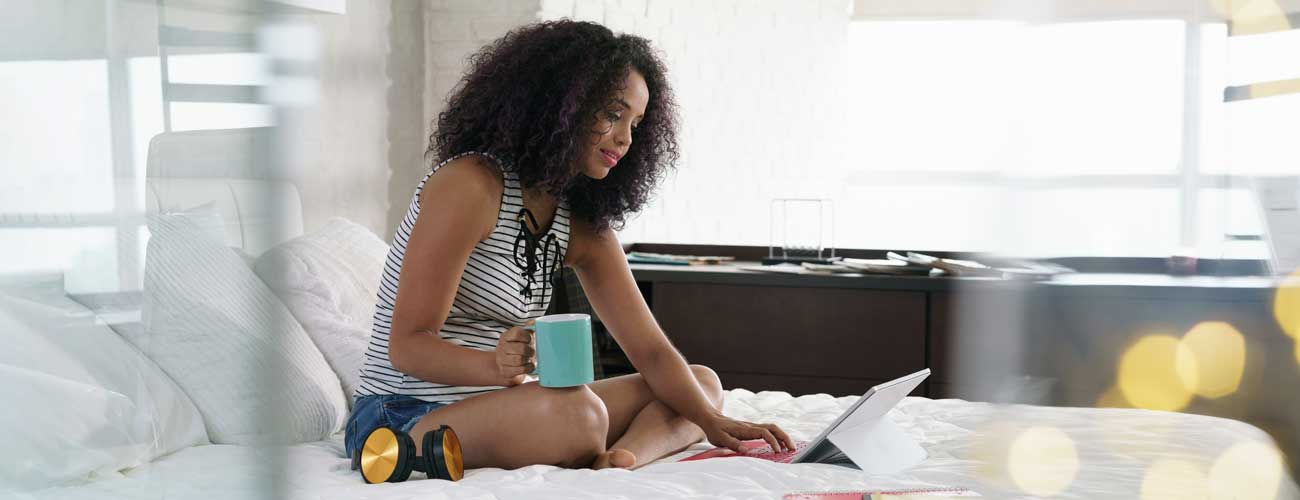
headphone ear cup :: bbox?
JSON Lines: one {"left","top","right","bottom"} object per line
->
{"left": 422, "top": 429, "right": 445, "bottom": 480}
{"left": 440, "top": 425, "right": 464, "bottom": 481}
{"left": 359, "top": 426, "right": 414, "bottom": 484}
{"left": 391, "top": 430, "right": 416, "bottom": 482}
{"left": 421, "top": 426, "right": 464, "bottom": 481}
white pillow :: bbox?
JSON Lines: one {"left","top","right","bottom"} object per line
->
{"left": 0, "top": 285, "right": 207, "bottom": 491}
{"left": 0, "top": 365, "right": 140, "bottom": 491}
{"left": 254, "top": 217, "right": 387, "bottom": 402}
{"left": 133, "top": 212, "right": 347, "bottom": 445}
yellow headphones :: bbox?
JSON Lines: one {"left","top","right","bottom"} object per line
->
{"left": 356, "top": 425, "right": 463, "bottom": 483}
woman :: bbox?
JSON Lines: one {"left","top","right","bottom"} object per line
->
{"left": 346, "top": 20, "right": 794, "bottom": 471}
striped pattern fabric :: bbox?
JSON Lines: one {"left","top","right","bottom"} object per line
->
{"left": 355, "top": 152, "right": 572, "bottom": 403}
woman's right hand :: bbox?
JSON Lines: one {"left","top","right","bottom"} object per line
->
{"left": 495, "top": 320, "right": 536, "bottom": 386}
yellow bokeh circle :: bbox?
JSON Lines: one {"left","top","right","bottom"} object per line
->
{"left": 1209, "top": 441, "right": 1284, "bottom": 500}
{"left": 1140, "top": 458, "right": 1209, "bottom": 500}
{"left": 1007, "top": 426, "right": 1079, "bottom": 497}
{"left": 1175, "top": 321, "right": 1246, "bottom": 399}
{"left": 1119, "top": 335, "right": 1195, "bottom": 412}
{"left": 1212, "top": 0, "right": 1292, "bottom": 36}
{"left": 1095, "top": 384, "right": 1129, "bottom": 409}
{"left": 971, "top": 420, "right": 1022, "bottom": 488}
{"left": 1275, "top": 270, "right": 1300, "bottom": 339}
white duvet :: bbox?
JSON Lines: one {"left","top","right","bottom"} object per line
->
{"left": 16, "top": 390, "right": 1299, "bottom": 500}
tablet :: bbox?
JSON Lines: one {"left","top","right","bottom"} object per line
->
{"left": 791, "top": 368, "right": 930, "bottom": 466}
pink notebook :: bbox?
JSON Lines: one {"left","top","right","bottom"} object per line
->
{"left": 783, "top": 488, "right": 978, "bottom": 499}
{"left": 679, "top": 439, "right": 810, "bottom": 463}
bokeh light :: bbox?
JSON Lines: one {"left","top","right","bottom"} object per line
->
{"left": 1007, "top": 426, "right": 1079, "bottom": 497}
{"left": 1208, "top": 441, "right": 1284, "bottom": 500}
{"left": 1175, "top": 321, "right": 1246, "bottom": 399}
{"left": 1119, "top": 335, "right": 1194, "bottom": 412}
{"left": 971, "top": 420, "right": 1022, "bottom": 489}
{"left": 1212, "top": 0, "right": 1292, "bottom": 36}
{"left": 1095, "top": 384, "right": 1130, "bottom": 408}
{"left": 1275, "top": 270, "right": 1300, "bottom": 339}
{"left": 1140, "top": 458, "right": 1209, "bottom": 500}
{"left": 1249, "top": 79, "right": 1300, "bottom": 100}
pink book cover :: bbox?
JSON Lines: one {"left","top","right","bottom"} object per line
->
{"left": 679, "top": 439, "right": 808, "bottom": 463}
{"left": 783, "top": 488, "right": 978, "bottom": 499}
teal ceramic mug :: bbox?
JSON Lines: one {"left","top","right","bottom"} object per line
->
{"left": 523, "top": 313, "right": 595, "bottom": 387}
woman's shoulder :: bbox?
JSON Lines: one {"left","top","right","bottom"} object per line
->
{"left": 433, "top": 152, "right": 505, "bottom": 185}
{"left": 417, "top": 154, "right": 507, "bottom": 240}
{"left": 423, "top": 154, "right": 505, "bottom": 201}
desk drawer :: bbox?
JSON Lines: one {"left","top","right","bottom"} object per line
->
{"left": 652, "top": 283, "right": 925, "bottom": 382}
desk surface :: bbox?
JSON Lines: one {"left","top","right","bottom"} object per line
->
{"left": 628, "top": 262, "right": 1282, "bottom": 301}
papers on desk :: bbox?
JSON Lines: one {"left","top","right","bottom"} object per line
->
{"left": 888, "top": 252, "right": 1072, "bottom": 280}
{"left": 841, "top": 258, "right": 932, "bottom": 275}
{"left": 738, "top": 263, "right": 809, "bottom": 274}
{"left": 627, "top": 252, "right": 735, "bottom": 266}
{"left": 737, "top": 259, "right": 930, "bottom": 276}
{"left": 738, "top": 252, "right": 1072, "bottom": 279}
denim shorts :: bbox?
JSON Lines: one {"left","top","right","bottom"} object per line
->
{"left": 344, "top": 394, "right": 448, "bottom": 459}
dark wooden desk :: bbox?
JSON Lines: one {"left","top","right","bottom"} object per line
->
{"left": 629, "top": 263, "right": 974, "bottom": 396}
{"left": 630, "top": 262, "right": 1284, "bottom": 395}
{"left": 629, "top": 263, "right": 1294, "bottom": 445}
{"left": 616, "top": 258, "right": 1297, "bottom": 477}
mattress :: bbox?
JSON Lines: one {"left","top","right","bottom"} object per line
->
{"left": 19, "top": 390, "right": 1299, "bottom": 500}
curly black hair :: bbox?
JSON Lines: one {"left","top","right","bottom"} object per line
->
{"left": 429, "top": 20, "right": 679, "bottom": 231}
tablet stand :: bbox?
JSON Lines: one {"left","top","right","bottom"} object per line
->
{"left": 791, "top": 368, "right": 931, "bottom": 474}
{"left": 825, "top": 415, "right": 927, "bottom": 474}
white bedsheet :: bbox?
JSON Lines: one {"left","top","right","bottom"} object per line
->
{"left": 17, "top": 390, "right": 1299, "bottom": 500}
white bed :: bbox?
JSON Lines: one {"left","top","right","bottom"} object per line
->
{"left": 16, "top": 391, "right": 1300, "bottom": 499}
{"left": 4, "top": 129, "right": 1298, "bottom": 499}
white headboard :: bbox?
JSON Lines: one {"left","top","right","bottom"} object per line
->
{"left": 145, "top": 128, "right": 304, "bottom": 257}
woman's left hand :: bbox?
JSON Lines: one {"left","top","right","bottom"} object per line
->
{"left": 698, "top": 413, "right": 796, "bottom": 454}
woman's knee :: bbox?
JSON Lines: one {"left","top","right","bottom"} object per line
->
{"left": 689, "top": 364, "right": 724, "bottom": 409}
{"left": 548, "top": 385, "right": 608, "bottom": 464}
{"left": 563, "top": 385, "right": 609, "bottom": 433}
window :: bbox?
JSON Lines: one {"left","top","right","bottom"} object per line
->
{"left": 1, "top": 3, "right": 273, "bottom": 294}
{"left": 162, "top": 52, "right": 275, "bottom": 131}
{"left": 0, "top": 60, "right": 116, "bottom": 215}
{"left": 0, "top": 59, "right": 126, "bottom": 293}
{"left": 618, "top": 15, "right": 1294, "bottom": 259}
{"left": 838, "top": 19, "right": 1197, "bottom": 257}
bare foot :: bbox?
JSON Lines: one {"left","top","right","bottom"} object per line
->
{"left": 591, "top": 448, "right": 636, "bottom": 470}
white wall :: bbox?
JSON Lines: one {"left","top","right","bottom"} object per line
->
{"left": 298, "top": 0, "right": 543, "bottom": 239}
{"left": 384, "top": 0, "right": 429, "bottom": 238}
{"left": 540, "top": 1, "right": 854, "bottom": 246}
{"left": 419, "top": 0, "right": 853, "bottom": 247}
{"left": 422, "top": 0, "right": 541, "bottom": 146}
{"left": 283, "top": 0, "right": 424, "bottom": 238}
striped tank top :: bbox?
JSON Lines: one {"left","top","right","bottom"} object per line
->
{"left": 355, "top": 152, "right": 571, "bottom": 403}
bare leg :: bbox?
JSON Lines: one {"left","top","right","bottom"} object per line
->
{"left": 588, "top": 364, "right": 725, "bottom": 469}
{"left": 406, "top": 382, "right": 609, "bottom": 469}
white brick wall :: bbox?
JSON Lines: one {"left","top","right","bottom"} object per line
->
{"left": 425, "top": 0, "right": 854, "bottom": 247}
{"left": 422, "top": 1, "right": 540, "bottom": 144}
{"left": 289, "top": 0, "right": 398, "bottom": 236}
{"left": 538, "top": 0, "right": 854, "bottom": 246}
